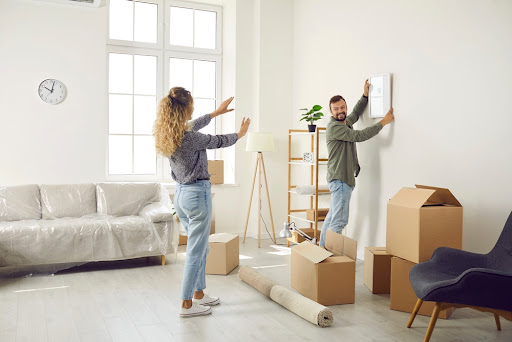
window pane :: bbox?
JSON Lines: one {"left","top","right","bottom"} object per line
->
{"left": 169, "top": 58, "right": 193, "bottom": 91}
{"left": 109, "top": 0, "right": 133, "bottom": 41}
{"left": 194, "top": 10, "right": 216, "bottom": 49}
{"left": 109, "top": 53, "right": 133, "bottom": 94}
{"left": 193, "top": 98, "right": 216, "bottom": 120}
{"left": 193, "top": 60, "right": 216, "bottom": 98}
{"left": 109, "top": 95, "right": 133, "bottom": 134}
{"left": 134, "top": 96, "right": 156, "bottom": 134}
{"left": 170, "top": 7, "right": 193, "bottom": 47}
{"left": 109, "top": 135, "right": 132, "bottom": 175}
{"left": 134, "top": 2, "right": 157, "bottom": 43}
{"left": 134, "top": 55, "right": 156, "bottom": 95}
{"left": 134, "top": 136, "right": 157, "bottom": 174}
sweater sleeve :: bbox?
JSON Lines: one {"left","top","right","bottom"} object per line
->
{"left": 329, "top": 122, "right": 383, "bottom": 142}
{"left": 346, "top": 95, "right": 368, "bottom": 126}
{"left": 190, "top": 114, "right": 212, "bottom": 132}
{"left": 192, "top": 132, "right": 239, "bottom": 150}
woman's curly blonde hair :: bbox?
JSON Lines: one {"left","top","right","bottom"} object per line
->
{"left": 154, "top": 87, "right": 193, "bottom": 157}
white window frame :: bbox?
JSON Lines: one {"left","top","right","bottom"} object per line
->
{"left": 106, "top": 0, "right": 223, "bottom": 182}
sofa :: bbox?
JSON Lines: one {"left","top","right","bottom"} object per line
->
{"left": 0, "top": 183, "right": 177, "bottom": 267}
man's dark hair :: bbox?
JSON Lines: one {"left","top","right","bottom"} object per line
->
{"left": 329, "top": 95, "right": 346, "bottom": 110}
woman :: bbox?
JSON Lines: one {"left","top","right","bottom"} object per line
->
{"left": 154, "top": 87, "right": 250, "bottom": 317}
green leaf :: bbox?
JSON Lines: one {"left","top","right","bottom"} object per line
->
{"left": 312, "top": 105, "right": 322, "bottom": 111}
{"left": 299, "top": 117, "right": 307, "bottom": 121}
{"left": 299, "top": 108, "right": 308, "bottom": 111}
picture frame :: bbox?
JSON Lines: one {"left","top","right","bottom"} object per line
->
{"left": 369, "top": 73, "right": 391, "bottom": 118}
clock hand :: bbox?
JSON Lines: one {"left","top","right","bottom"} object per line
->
{"left": 44, "top": 86, "right": 52, "bottom": 92}
{"left": 51, "top": 81, "right": 55, "bottom": 92}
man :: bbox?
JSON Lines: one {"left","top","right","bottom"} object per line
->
{"left": 319, "top": 80, "right": 394, "bottom": 247}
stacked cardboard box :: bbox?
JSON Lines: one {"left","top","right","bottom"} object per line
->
{"left": 364, "top": 247, "right": 393, "bottom": 294}
{"left": 386, "top": 185, "right": 463, "bottom": 319}
{"left": 291, "top": 230, "right": 357, "bottom": 305}
{"left": 305, "top": 208, "right": 329, "bottom": 221}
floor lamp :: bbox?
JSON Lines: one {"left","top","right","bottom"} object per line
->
{"left": 243, "top": 132, "right": 276, "bottom": 248}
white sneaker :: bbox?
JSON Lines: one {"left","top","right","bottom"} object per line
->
{"left": 192, "top": 293, "right": 220, "bottom": 306}
{"left": 179, "top": 302, "right": 212, "bottom": 317}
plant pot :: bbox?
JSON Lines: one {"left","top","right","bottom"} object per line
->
{"left": 308, "top": 124, "right": 316, "bottom": 133}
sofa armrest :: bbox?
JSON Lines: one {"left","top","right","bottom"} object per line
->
{"left": 139, "top": 202, "right": 174, "bottom": 223}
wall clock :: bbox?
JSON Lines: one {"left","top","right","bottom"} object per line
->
{"left": 38, "top": 79, "right": 66, "bottom": 104}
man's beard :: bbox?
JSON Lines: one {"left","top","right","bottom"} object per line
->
{"left": 335, "top": 112, "right": 346, "bottom": 121}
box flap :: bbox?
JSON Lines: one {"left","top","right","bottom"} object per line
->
{"left": 209, "top": 233, "right": 237, "bottom": 243}
{"left": 325, "top": 230, "right": 344, "bottom": 254}
{"left": 388, "top": 187, "right": 436, "bottom": 208}
{"left": 294, "top": 241, "right": 332, "bottom": 264}
{"left": 343, "top": 236, "right": 357, "bottom": 260}
{"left": 415, "top": 185, "right": 461, "bottom": 207}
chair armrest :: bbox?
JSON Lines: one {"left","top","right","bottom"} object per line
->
{"left": 139, "top": 202, "right": 174, "bottom": 223}
{"left": 429, "top": 247, "right": 488, "bottom": 274}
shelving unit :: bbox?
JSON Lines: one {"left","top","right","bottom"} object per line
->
{"left": 287, "top": 128, "right": 329, "bottom": 246}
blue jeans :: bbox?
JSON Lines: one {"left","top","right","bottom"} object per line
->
{"left": 319, "top": 180, "right": 354, "bottom": 247}
{"left": 174, "top": 180, "right": 212, "bottom": 300}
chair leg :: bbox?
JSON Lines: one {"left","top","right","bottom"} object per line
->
{"left": 161, "top": 255, "right": 166, "bottom": 266}
{"left": 494, "top": 313, "right": 502, "bottom": 331}
{"left": 424, "top": 303, "right": 441, "bottom": 342}
{"left": 408, "top": 299, "right": 424, "bottom": 328}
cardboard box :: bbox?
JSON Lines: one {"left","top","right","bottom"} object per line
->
{"left": 289, "top": 227, "right": 321, "bottom": 244}
{"left": 291, "top": 230, "right": 356, "bottom": 305}
{"left": 208, "top": 160, "right": 224, "bottom": 184}
{"left": 305, "top": 208, "right": 329, "bottom": 221}
{"left": 205, "top": 233, "right": 239, "bottom": 275}
{"left": 390, "top": 257, "right": 454, "bottom": 319}
{"left": 364, "top": 247, "right": 393, "bottom": 294}
{"left": 386, "top": 185, "right": 463, "bottom": 263}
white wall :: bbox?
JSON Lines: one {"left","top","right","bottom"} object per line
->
{"left": 0, "top": 0, "right": 107, "bottom": 184}
{"left": 292, "top": 0, "right": 512, "bottom": 257}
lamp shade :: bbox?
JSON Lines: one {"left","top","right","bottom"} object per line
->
{"left": 246, "top": 132, "right": 274, "bottom": 152}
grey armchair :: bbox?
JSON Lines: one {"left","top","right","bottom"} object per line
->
{"left": 407, "top": 211, "right": 512, "bottom": 342}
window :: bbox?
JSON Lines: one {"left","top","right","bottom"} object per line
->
{"left": 107, "top": 0, "right": 222, "bottom": 181}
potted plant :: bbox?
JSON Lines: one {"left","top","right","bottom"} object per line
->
{"left": 299, "top": 105, "right": 323, "bottom": 132}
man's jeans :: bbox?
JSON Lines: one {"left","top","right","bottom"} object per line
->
{"left": 174, "top": 180, "right": 212, "bottom": 300}
{"left": 319, "top": 179, "right": 354, "bottom": 247}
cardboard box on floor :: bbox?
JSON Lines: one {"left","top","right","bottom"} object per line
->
{"left": 386, "top": 185, "right": 463, "bottom": 263}
{"left": 208, "top": 160, "right": 224, "bottom": 185}
{"left": 390, "top": 257, "right": 454, "bottom": 319}
{"left": 364, "top": 247, "right": 393, "bottom": 294}
{"left": 291, "top": 230, "right": 356, "bottom": 305}
{"left": 305, "top": 208, "right": 329, "bottom": 221}
{"left": 205, "top": 233, "right": 239, "bottom": 275}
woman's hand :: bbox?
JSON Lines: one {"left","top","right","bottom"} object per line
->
{"left": 210, "top": 97, "right": 235, "bottom": 118}
{"left": 237, "top": 117, "right": 251, "bottom": 139}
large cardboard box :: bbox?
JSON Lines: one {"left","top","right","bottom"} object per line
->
{"left": 305, "top": 208, "right": 329, "bottom": 221}
{"left": 208, "top": 160, "right": 224, "bottom": 184}
{"left": 289, "top": 227, "right": 321, "bottom": 244}
{"left": 205, "top": 233, "right": 239, "bottom": 275}
{"left": 390, "top": 257, "right": 454, "bottom": 319}
{"left": 386, "top": 185, "right": 463, "bottom": 263}
{"left": 291, "top": 230, "right": 357, "bottom": 305}
{"left": 364, "top": 247, "right": 393, "bottom": 294}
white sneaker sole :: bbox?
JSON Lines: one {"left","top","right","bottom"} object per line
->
{"left": 180, "top": 309, "right": 212, "bottom": 317}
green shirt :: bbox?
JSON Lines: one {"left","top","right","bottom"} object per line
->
{"left": 326, "top": 95, "right": 383, "bottom": 187}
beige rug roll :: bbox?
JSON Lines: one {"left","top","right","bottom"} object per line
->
{"left": 239, "top": 266, "right": 333, "bottom": 327}
{"left": 270, "top": 285, "right": 333, "bottom": 327}
{"left": 238, "top": 265, "right": 277, "bottom": 297}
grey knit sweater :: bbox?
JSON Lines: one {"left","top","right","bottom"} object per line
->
{"left": 169, "top": 114, "right": 238, "bottom": 184}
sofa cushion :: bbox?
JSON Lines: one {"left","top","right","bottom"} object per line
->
{"left": 96, "top": 183, "right": 160, "bottom": 216}
{"left": 41, "top": 184, "right": 97, "bottom": 219}
{"left": 0, "top": 184, "right": 41, "bottom": 221}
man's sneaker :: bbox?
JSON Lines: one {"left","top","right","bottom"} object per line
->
{"left": 192, "top": 293, "right": 220, "bottom": 306}
{"left": 179, "top": 303, "right": 212, "bottom": 317}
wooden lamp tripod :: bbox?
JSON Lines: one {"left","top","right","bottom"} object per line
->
{"left": 242, "top": 132, "right": 276, "bottom": 247}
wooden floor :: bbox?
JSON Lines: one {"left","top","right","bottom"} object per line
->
{"left": 0, "top": 238, "right": 510, "bottom": 342}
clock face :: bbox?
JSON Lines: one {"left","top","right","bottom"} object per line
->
{"left": 38, "top": 79, "right": 66, "bottom": 104}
